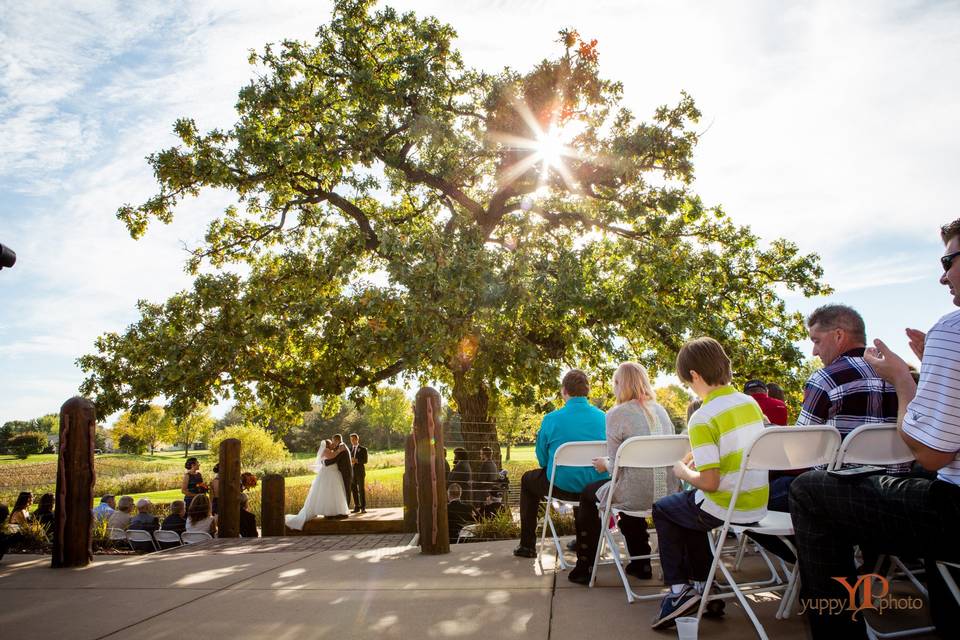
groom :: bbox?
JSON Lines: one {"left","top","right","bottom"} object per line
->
{"left": 322, "top": 434, "right": 353, "bottom": 517}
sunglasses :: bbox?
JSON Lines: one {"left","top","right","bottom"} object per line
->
{"left": 942, "top": 250, "right": 960, "bottom": 272}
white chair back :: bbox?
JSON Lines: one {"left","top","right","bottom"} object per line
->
{"left": 613, "top": 434, "right": 690, "bottom": 470}
{"left": 743, "top": 426, "right": 841, "bottom": 472}
{"left": 831, "top": 424, "right": 914, "bottom": 469}
{"left": 126, "top": 529, "right": 157, "bottom": 550}
{"left": 108, "top": 527, "right": 127, "bottom": 541}
{"left": 552, "top": 441, "right": 608, "bottom": 468}
{"left": 181, "top": 531, "right": 213, "bottom": 544}
{"left": 154, "top": 530, "right": 182, "bottom": 545}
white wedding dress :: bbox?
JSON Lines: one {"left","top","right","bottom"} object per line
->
{"left": 285, "top": 446, "right": 350, "bottom": 530}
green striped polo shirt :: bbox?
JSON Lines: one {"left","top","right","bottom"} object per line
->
{"left": 689, "top": 386, "right": 768, "bottom": 523}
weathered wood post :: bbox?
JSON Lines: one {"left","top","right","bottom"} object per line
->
{"left": 413, "top": 387, "right": 449, "bottom": 554}
{"left": 261, "top": 474, "right": 285, "bottom": 536}
{"left": 402, "top": 432, "right": 417, "bottom": 533}
{"left": 52, "top": 397, "right": 96, "bottom": 568}
{"left": 218, "top": 438, "right": 241, "bottom": 538}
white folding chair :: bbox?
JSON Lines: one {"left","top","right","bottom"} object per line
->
{"left": 697, "top": 426, "right": 842, "bottom": 640}
{"left": 126, "top": 529, "right": 158, "bottom": 552}
{"left": 588, "top": 434, "right": 690, "bottom": 602}
{"left": 180, "top": 531, "right": 213, "bottom": 544}
{"left": 538, "top": 440, "right": 607, "bottom": 570}
{"left": 936, "top": 561, "right": 960, "bottom": 604}
{"left": 154, "top": 530, "right": 182, "bottom": 549}
{"left": 457, "top": 524, "right": 478, "bottom": 544}
{"left": 108, "top": 527, "right": 130, "bottom": 550}
{"left": 833, "top": 424, "right": 939, "bottom": 639}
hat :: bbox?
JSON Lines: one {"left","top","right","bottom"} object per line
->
{"left": 743, "top": 379, "right": 767, "bottom": 393}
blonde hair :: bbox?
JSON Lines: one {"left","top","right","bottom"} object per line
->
{"left": 613, "top": 362, "right": 655, "bottom": 421}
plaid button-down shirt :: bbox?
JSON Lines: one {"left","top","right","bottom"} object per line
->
{"left": 797, "top": 347, "right": 908, "bottom": 473}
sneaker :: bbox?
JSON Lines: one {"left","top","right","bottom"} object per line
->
{"left": 704, "top": 599, "right": 725, "bottom": 618}
{"left": 651, "top": 586, "right": 700, "bottom": 629}
{"left": 513, "top": 545, "right": 537, "bottom": 558}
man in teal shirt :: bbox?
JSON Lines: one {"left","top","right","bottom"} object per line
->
{"left": 514, "top": 369, "right": 608, "bottom": 557}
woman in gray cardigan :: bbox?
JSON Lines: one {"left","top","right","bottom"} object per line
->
{"left": 568, "top": 362, "right": 676, "bottom": 584}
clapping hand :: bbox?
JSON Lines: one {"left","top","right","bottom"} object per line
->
{"left": 906, "top": 328, "right": 926, "bottom": 361}
{"left": 864, "top": 338, "right": 912, "bottom": 384}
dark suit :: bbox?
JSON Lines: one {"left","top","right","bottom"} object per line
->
{"left": 239, "top": 510, "right": 258, "bottom": 538}
{"left": 323, "top": 445, "right": 353, "bottom": 504}
{"left": 447, "top": 499, "right": 477, "bottom": 542}
{"left": 350, "top": 444, "right": 368, "bottom": 511}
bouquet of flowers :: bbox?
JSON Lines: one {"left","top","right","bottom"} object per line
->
{"left": 195, "top": 482, "right": 209, "bottom": 494}
{"left": 240, "top": 472, "right": 258, "bottom": 491}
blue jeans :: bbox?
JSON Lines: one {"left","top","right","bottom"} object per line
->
{"left": 652, "top": 489, "right": 724, "bottom": 586}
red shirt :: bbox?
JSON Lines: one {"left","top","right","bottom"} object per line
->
{"left": 750, "top": 392, "right": 788, "bottom": 425}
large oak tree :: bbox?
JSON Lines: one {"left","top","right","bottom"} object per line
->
{"left": 79, "top": 0, "right": 829, "bottom": 457}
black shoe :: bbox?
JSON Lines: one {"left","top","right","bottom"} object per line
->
{"left": 513, "top": 545, "right": 537, "bottom": 558}
{"left": 704, "top": 599, "right": 726, "bottom": 618}
{"left": 360, "top": 509, "right": 366, "bottom": 513}
{"left": 351, "top": 508, "right": 361, "bottom": 513}
{"left": 568, "top": 561, "right": 592, "bottom": 585}
{"left": 625, "top": 560, "right": 653, "bottom": 580}
{"left": 566, "top": 539, "right": 577, "bottom": 552}
{"left": 651, "top": 586, "right": 700, "bottom": 629}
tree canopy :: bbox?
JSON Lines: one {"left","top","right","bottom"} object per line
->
{"left": 78, "top": 0, "right": 829, "bottom": 452}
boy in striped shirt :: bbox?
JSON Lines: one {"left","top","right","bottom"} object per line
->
{"left": 651, "top": 337, "right": 768, "bottom": 629}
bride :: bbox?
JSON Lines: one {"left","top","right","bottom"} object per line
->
{"left": 285, "top": 439, "right": 350, "bottom": 529}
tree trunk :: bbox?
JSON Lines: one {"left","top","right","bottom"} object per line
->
{"left": 52, "top": 397, "right": 96, "bottom": 568}
{"left": 506, "top": 442, "right": 511, "bottom": 462}
{"left": 451, "top": 371, "right": 501, "bottom": 468}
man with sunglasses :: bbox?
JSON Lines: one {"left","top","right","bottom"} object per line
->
{"left": 790, "top": 219, "right": 960, "bottom": 638}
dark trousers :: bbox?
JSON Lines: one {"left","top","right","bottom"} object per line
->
{"left": 575, "top": 479, "right": 651, "bottom": 567}
{"left": 351, "top": 471, "right": 366, "bottom": 510}
{"left": 519, "top": 468, "right": 579, "bottom": 549}
{"left": 652, "top": 490, "right": 724, "bottom": 586}
{"left": 790, "top": 471, "right": 960, "bottom": 639}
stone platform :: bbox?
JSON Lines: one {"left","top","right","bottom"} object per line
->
{"left": 285, "top": 507, "right": 407, "bottom": 535}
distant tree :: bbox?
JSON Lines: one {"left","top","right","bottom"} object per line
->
{"left": 112, "top": 406, "right": 175, "bottom": 455}
{"left": 8, "top": 432, "right": 48, "bottom": 459}
{"left": 655, "top": 384, "right": 695, "bottom": 432}
{"left": 94, "top": 425, "right": 109, "bottom": 451}
{"left": 33, "top": 414, "right": 59, "bottom": 435}
{"left": 361, "top": 387, "right": 412, "bottom": 450}
{"left": 493, "top": 400, "right": 539, "bottom": 462}
{"left": 214, "top": 406, "right": 245, "bottom": 432}
{"left": 208, "top": 423, "right": 288, "bottom": 467}
{"left": 174, "top": 407, "right": 215, "bottom": 457}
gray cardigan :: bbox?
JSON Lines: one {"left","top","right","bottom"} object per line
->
{"left": 595, "top": 400, "right": 677, "bottom": 511}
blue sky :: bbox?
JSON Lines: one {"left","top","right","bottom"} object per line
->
{"left": 1, "top": 0, "right": 958, "bottom": 424}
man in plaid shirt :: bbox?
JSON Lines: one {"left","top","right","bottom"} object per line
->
{"left": 797, "top": 304, "right": 908, "bottom": 474}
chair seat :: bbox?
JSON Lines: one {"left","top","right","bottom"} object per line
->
{"left": 731, "top": 511, "right": 793, "bottom": 536}
{"left": 611, "top": 507, "right": 652, "bottom": 519}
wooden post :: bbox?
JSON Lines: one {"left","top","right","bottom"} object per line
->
{"left": 218, "top": 438, "right": 241, "bottom": 538}
{"left": 52, "top": 397, "right": 96, "bottom": 568}
{"left": 402, "top": 432, "right": 417, "bottom": 533}
{"left": 413, "top": 387, "right": 449, "bottom": 554}
{"left": 261, "top": 474, "right": 285, "bottom": 537}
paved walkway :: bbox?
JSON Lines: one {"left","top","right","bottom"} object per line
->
{"left": 0, "top": 536, "right": 936, "bottom": 639}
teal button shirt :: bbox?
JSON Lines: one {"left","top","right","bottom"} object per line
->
{"left": 536, "top": 396, "right": 609, "bottom": 493}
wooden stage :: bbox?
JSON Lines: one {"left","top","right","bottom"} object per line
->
{"left": 285, "top": 507, "right": 407, "bottom": 535}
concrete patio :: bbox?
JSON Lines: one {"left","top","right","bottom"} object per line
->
{"left": 0, "top": 536, "right": 936, "bottom": 639}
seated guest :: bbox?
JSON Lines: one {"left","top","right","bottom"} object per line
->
{"left": 448, "top": 448, "right": 473, "bottom": 503}
{"left": 446, "top": 484, "right": 476, "bottom": 542}
{"left": 239, "top": 494, "right": 258, "bottom": 538}
{"left": 569, "top": 362, "right": 676, "bottom": 584}
{"left": 92, "top": 495, "right": 116, "bottom": 523}
{"left": 651, "top": 337, "right": 767, "bottom": 628}
{"left": 476, "top": 490, "right": 507, "bottom": 520}
{"left": 0, "top": 505, "right": 13, "bottom": 560}
{"left": 107, "top": 496, "right": 134, "bottom": 530}
{"left": 766, "top": 382, "right": 786, "bottom": 403}
{"left": 743, "top": 379, "right": 788, "bottom": 425}
{"left": 185, "top": 494, "right": 217, "bottom": 536}
{"left": 475, "top": 446, "right": 499, "bottom": 500}
{"left": 161, "top": 500, "right": 187, "bottom": 535}
{"left": 513, "top": 369, "right": 608, "bottom": 558}
{"left": 792, "top": 219, "right": 960, "bottom": 638}
{"left": 210, "top": 463, "right": 220, "bottom": 516}
{"left": 128, "top": 498, "right": 159, "bottom": 534}
{"left": 32, "top": 494, "right": 55, "bottom": 534}
{"left": 9, "top": 492, "right": 33, "bottom": 527}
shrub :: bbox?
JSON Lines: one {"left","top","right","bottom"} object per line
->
{"left": 469, "top": 508, "right": 519, "bottom": 540}
{"left": 209, "top": 424, "right": 288, "bottom": 468}
{"left": 8, "top": 432, "right": 48, "bottom": 459}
